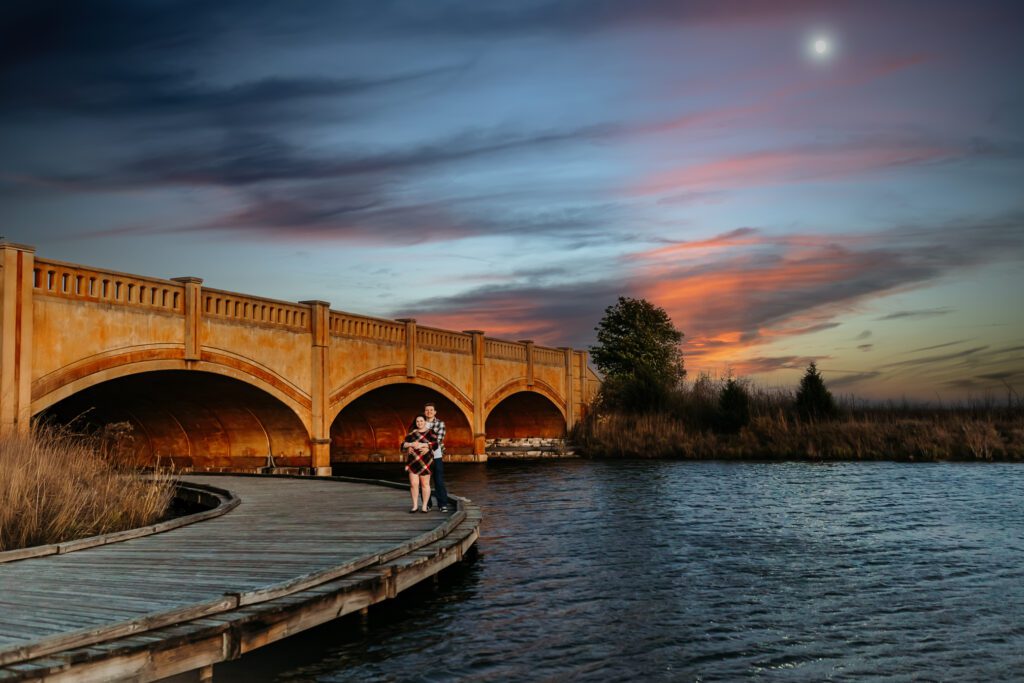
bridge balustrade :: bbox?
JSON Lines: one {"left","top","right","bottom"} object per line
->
{"left": 329, "top": 312, "right": 406, "bottom": 344}
{"left": 534, "top": 347, "right": 566, "bottom": 367}
{"left": 203, "top": 288, "right": 309, "bottom": 330}
{"left": 32, "top": 258, "right": 184, "bottom": 313}
{"left": 485, "top": 339, "right": 527, "bottom": 361}
{"left": 416, "top": 326, "right": 472, "bottom": 354}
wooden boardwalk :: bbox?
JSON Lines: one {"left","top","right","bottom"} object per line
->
{"left": 0, "top": 475, "right": 481, "bottom": 682}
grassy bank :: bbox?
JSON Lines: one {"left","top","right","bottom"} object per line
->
{"left": 574, "top": 380, "right": 1024, "bottom": 460}
{"left": 0, "top": 426, "right": 176, "bottom": 552}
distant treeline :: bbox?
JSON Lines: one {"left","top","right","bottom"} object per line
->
{"left": 573, "top": 370, "right": 1023, "bottom": 461}
{"left": 580, "top": 296, "right": 1021, "bottom": 461}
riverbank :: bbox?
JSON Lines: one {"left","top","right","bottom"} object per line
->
{"left": 0, "top": 427, "right": 174, "bottom": 551}
{"left": 573, "top": 409, "right": 1024, "bottom": 460}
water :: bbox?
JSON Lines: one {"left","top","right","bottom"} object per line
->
{"left": 216, "top": 460, "right": 1024, "bottom": 681}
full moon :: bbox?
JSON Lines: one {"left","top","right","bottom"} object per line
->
{"left": 813, "top": 38, "right": 829, "bottom": 55}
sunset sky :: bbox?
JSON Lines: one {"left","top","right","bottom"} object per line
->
{"left": 2, "top": 1, "right": 1022, "bottom": 402}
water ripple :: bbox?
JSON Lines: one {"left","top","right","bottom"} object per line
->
{"left": 218, "top": 461, "right": 1024, "bottom": 682}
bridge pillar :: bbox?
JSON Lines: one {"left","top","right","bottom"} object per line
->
{"left": 561, "top": 347, "right": 576, "bottom": 429}
{"left": 171, "top": 277, "right": 203, "bottom": 360}
{"left": 465, "top": 330, "right": 487, "bottom": 459}
{"left": 519, "top": 340, "right": 535, "bottom": 387}
{"left": 0, "top": 243, "right": 35, "bottom": 435}
{"left": 395, "top": 318, "right": 417, "bottom": 378}
{"left": 577, "top": 350, "right": 590, "bottom": 419}
{"left": 303, "top": 300, "right": 332, "bottom": 476}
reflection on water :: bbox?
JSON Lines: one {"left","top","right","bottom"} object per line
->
{"left": 216, "top": 460, "right": 1024, "bottom": 682}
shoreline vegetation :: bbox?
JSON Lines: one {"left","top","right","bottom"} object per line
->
{"left": 0, "top": 425, "right": 175, "bottom": 552}
{"left": 581, "top": 296, "right": 1022, "bottom": 461}
{"left": 573, "top": 376, "right": 1024, "bottom": 461}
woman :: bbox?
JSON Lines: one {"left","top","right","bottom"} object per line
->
{"left": 401, "top": 415, "right": 438, "bottom": 513}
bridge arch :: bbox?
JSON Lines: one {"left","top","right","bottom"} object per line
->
{"left": 329, "top": 380, "right": 473, "bottom": 462}
{"left": 327, "top": 367, "right": 473, "bottom": 428}
{"left": 31, "top": 349, "right": 311, "bottom": 429}
{"left": 485, "top": 380, "right": 567, "bottom": 440}
{"left": 38, "top": 369, "right": 312, "bottom": 470}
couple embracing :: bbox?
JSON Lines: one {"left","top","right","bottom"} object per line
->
{"left": 400, "top": 402, "right": 453, "bottom": 514}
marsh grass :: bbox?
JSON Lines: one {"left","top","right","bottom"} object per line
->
{"left": 575, "top": 377, "right": 1024, "bottom": 460}
{"left": 0, "top": 425, "right": 176, "bottom": 552}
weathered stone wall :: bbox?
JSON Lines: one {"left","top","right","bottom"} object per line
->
{"left": 485, "top": 437, "right": 577, "bottom": 459}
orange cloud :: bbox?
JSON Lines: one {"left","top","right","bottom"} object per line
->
{"left": 636, "top": 143, "right": 955, "bottom": 196}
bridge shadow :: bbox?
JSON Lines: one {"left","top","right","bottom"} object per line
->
{"left": 40, "top": 373, "right": 571, "bottom": 470}
{"left": 330, "top": 385, "right": 472, "bottom": 462}
{"left": 39, "top": 370, "right": 310, "bottom": 470}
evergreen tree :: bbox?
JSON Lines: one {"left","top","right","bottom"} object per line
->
{"left": 795, "top": 362, "right": 837, "bottom": 420}
{"left": 717, "top": 377, "right": 751, "bottom": 434}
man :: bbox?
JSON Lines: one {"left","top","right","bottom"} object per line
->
{"left": 423, "top": 402, "right": 452, "bottom": 512}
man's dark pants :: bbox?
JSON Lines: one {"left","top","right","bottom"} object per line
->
{"left": 431, "top": 457, "right": 449, "bottom": 509}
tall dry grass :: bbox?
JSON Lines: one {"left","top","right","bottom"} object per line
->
{"left": 574, "top": 410, "right": 1024, "bottom": 460}
{"left": 575, "top": 375, "right": 1024, "bottom": 460}
{"left": 0, "top": 425, "right": 176, "bottom": 552}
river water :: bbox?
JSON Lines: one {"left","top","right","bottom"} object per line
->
{"left": 217, "top": 460, "right": 1024, "bottom": 682}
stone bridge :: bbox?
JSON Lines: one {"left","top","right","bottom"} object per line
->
{"left": 0, "top": 243, "right": 599, "bottom": 472}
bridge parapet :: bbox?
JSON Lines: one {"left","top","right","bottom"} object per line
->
{"left": 329, "top": 311, "right": 406, "bottom": 344}
{"left": 534, "top": 346, "right": 566, "bottom": 367}
{"left": 33, "top": 257, "right": 184, "bottom": 313}
{"left": 203, "top": 287, "right": 309, "bottom": 331}
{"left": 485, "top": 338, "right": 527, "bottom": 361}
{"left": 416, "top": 326, "right": 472, "bottom": 354}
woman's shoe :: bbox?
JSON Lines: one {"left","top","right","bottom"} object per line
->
{"left": 420, "top": 508, "right": 429, "bottom": 513}
{"left": 409, "top": 508, "right": 418, "bottom": 513}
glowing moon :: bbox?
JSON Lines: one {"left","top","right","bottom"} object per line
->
{"left": 813, "top": 38, "right": 829, "bottom": 55}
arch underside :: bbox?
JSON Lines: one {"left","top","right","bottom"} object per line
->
{"left": 39, "top": 371, "right": 311, "bottom": 470}
{"left": 485, "top": 390, "right": 567, "bottom": 439}
{"left": 330, "top": 384, "right": 472, "bottom": 462}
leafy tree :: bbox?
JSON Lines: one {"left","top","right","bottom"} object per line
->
{"left": 717, "top": 377, "right": 751, "bottom": 434}
{"left": 795, "top": 361, "right": 837, "bottom": 420}
{"left": 597, "top": 365, "right": 677, "bottom": 414}
{"left": 590, "top": 297, "right": 685, "bottom": 383}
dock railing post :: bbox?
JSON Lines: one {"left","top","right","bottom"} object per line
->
{"left": 0, "top": 242, "right": 35, "bottom": 435}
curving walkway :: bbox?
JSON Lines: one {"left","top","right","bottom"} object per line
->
{"left": 0, "top": 474, "right": 481, "bottom": 682}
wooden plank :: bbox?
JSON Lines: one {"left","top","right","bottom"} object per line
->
{"left": 0, "top": 596, "right": 237, "bottom": 667}
{"left": 0, "top": 484, "right": 238, "bottom": 565}
{"left": 0, "top": 474, "right": 481, "bottom": 678}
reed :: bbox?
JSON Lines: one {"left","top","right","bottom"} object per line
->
{"left": 0, "top": 425, "right": 176, "bottom": 552}
{"left": 575, "top": 377, "right": 1024, "bottom": 461}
